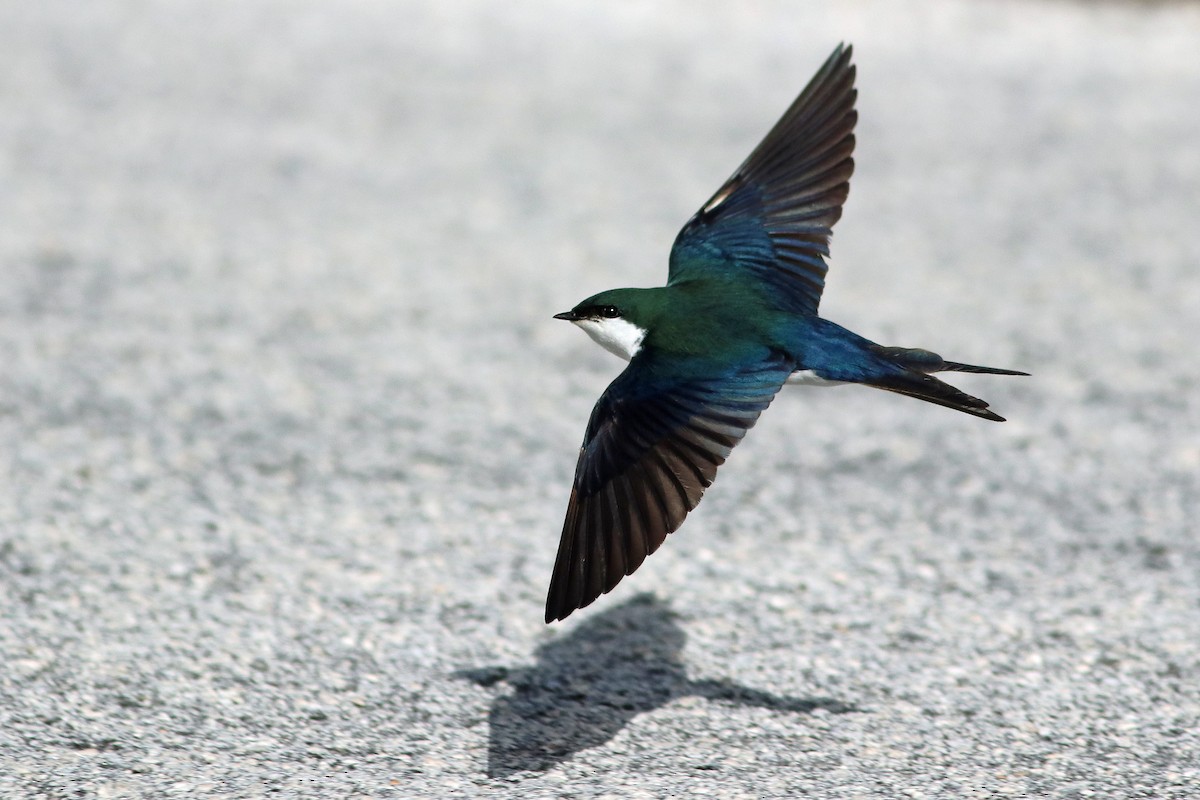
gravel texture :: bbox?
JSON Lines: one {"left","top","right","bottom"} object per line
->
{"left": 2, "top": 1, "right": 1199, "bottom": 797}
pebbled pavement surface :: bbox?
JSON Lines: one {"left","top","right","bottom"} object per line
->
{"left": 1, "top": 1, "right": 1198, "bottom": 797}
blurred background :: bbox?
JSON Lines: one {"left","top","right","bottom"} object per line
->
{"left": 1, "top": 1, "right": 1198, "bottom": 796}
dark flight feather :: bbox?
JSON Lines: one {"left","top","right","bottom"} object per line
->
{"left": 545, "top": 352, "right": 794, "bottom": 622}
{"left": 668, "top": 44, "right": 858, "bottom": 315}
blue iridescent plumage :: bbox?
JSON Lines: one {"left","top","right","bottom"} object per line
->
{"left": 547, "top": 44, "right": 1026, "bottom": 623}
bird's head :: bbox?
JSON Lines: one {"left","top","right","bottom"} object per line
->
{"left": 554, "top": 288, "right": 655, "bottom": 361}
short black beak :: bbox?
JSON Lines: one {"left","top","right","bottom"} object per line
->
{"left": 553, "top": 311, "right": 577, "bottom": 321}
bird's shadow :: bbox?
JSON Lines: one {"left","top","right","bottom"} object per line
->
{"left": 455, "top": 594, "right": 857, "bottom": 778}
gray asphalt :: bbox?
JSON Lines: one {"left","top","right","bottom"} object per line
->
{"left": 2, "top": 1, "right": 1199, "bottom": 798}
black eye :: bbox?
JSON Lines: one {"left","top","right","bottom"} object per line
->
{"left": 600, "top": 305, "right": 620, "bottom": 318}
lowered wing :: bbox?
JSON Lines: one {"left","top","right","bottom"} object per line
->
{"left": 546, "top": 350, "right": 794, "bottom": 622}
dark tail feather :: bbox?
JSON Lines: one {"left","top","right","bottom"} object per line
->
{"left": 939, "top": 361, "right": 1029, "bottom": 376}
{"left": 861, "top": 345, "right": 1027, "bottom": 420}
{"left": 868, "top": 346, "right": 1028, "bottom": 377}
{"left": 866, "top": 372, "right": 1008, "bottom": 422}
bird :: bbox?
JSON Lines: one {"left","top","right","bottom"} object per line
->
{"left": 546, "top": 44, "right": 1026, "bottom": 623}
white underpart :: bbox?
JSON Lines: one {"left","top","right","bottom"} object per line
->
{"left": 786, "top": 369, "right": 844, "bottom": 387}
{"left": 571, "top": 323, "right": 847, "bottom": 382}
{"left": 574, "top": 317, "right": 647, "bottom": 361}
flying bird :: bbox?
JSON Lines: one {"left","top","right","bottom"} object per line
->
{"left": 547, "top": 44, "right": 1026, "bottom": 623}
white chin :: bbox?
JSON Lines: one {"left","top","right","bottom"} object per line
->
{"left": 574, "top": 317, "right": 646, "bottom": 361}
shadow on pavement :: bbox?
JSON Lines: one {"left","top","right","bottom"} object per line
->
{"left": 456, "top": 593, "right": 857, "bottom": 778}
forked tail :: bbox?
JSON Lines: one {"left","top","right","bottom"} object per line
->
{"left": 865, "top": 346, "right": 1028, "bottom": 422}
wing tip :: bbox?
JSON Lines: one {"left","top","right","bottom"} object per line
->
{"left": 545, "top": 602, "right": 569, "bottom": 624}
{"left": 544, "top": 567, "right": 607, "bottom": 623}
{"left": 828, "top": 42, "right": 855, "bottom": 73}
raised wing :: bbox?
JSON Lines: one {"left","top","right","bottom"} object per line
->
{"left": 545, "top": 350, "right": 795, "bottom": 622}
{"left": 668, "top": 44, "right": 857, "bottom": 315}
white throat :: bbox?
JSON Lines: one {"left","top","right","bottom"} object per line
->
{"left": 574, "top": 317, "right": 647, "bottom": 361}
